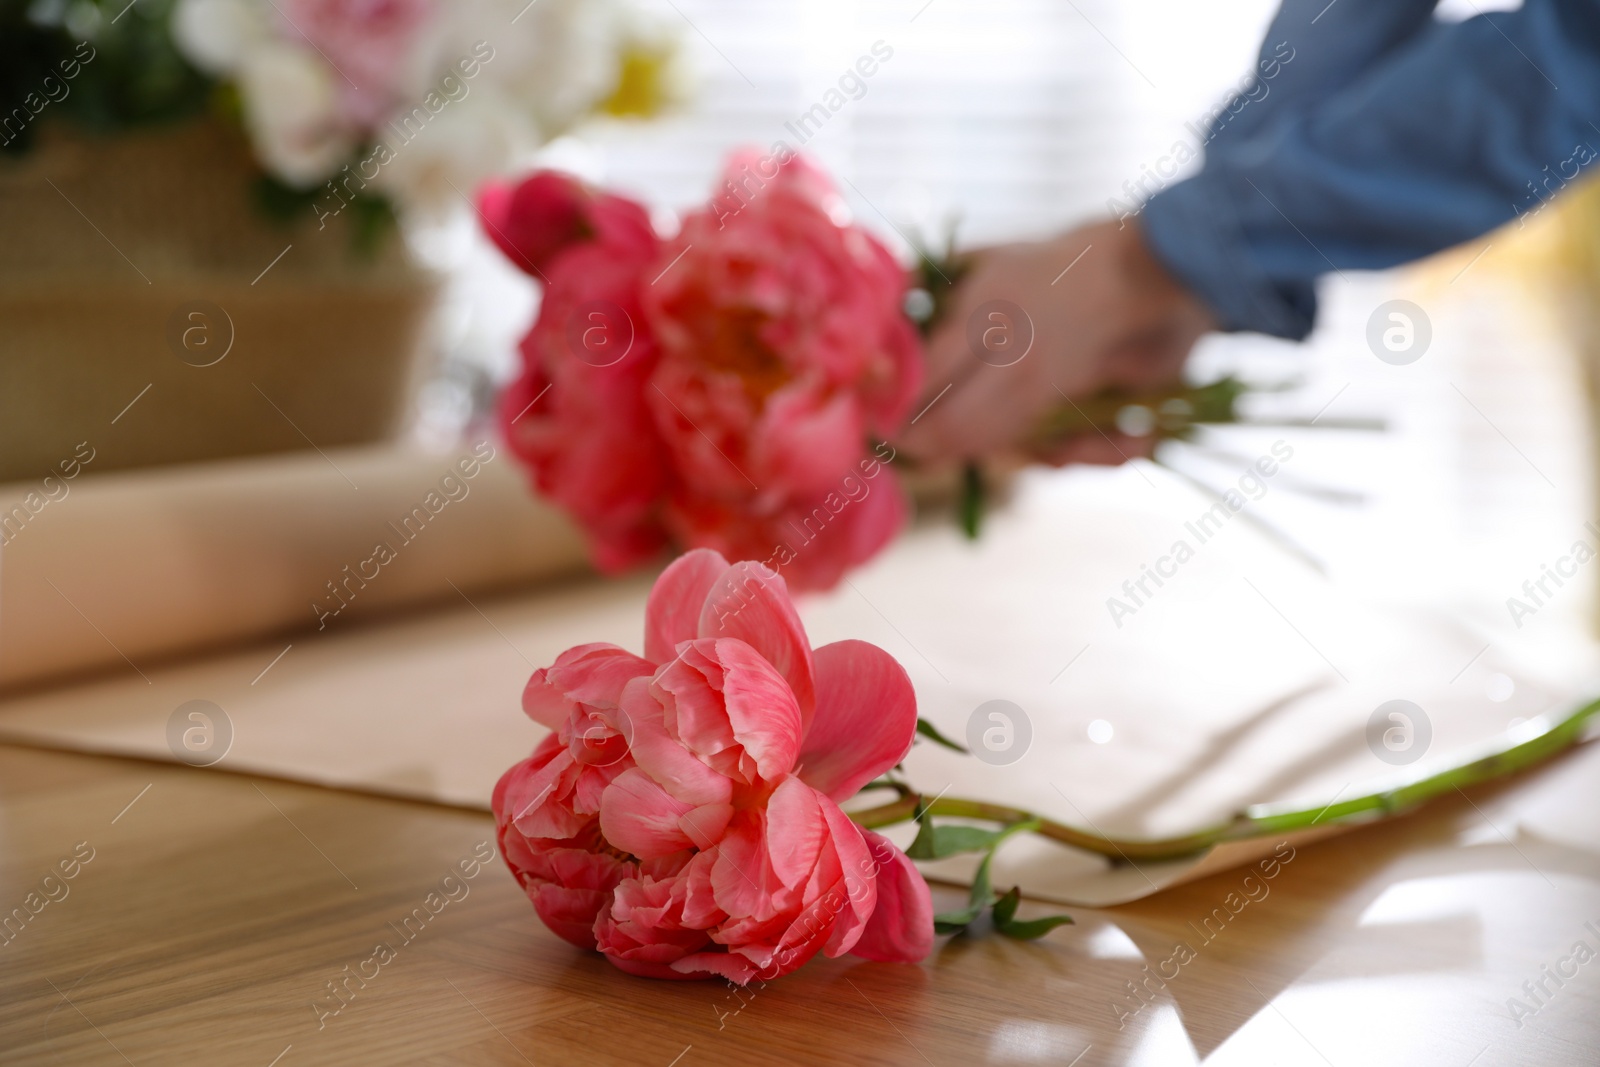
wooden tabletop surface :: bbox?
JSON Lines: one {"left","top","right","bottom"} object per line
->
{"left": 2, "top": 743, "right": 1597, "bottom": 1067}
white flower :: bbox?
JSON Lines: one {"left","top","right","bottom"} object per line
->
{"left": 372, "top": 86, "right": 533, "bottom": 216}
{"left": 492, "top": 0, "right": 623, "bottom": 134}
{"left": 171, "top": 0, "right": 268, "bottom": 74}
{"left": 166, "top": 0, "right": 680, "bottom": 213}
{"left": 239, "top": 44, "right": 352, "bottom": 187}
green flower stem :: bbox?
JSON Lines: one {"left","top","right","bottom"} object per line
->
{"left": 849, "top": 696, "right": 1600, "bottom": 864}
{"left": 1029, "top": 375, "right": 1386, "bottom": 445}
{"left": 848, "top": 793, "right": 1224, "bottom": 861}
{"left": 958, "top": 463, "right": 984, "bottom": 540}
{"left": 1243, "top": 694, "right": 1600, "bottom": 834}
{"left": 1032, "top": 376, "right": 1249, "bottom": 446}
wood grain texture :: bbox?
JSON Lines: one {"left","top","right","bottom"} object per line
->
{"left": 2, "top": 745, "right": 1597, "bottom": 1066}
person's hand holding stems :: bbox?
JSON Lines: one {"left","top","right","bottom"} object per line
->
{"left": 898, "top": 217, "right": 1216, "bottom": 468}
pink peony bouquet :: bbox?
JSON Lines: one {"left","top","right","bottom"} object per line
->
{"left": 493, "top": 550, "right": 933, "bottom": 981}
{"left": 483, "top": 148, "right": 923, "bottom": 592}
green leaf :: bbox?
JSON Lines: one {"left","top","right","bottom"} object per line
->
{"left": 906, "top": 822, "right": 1006, "bottom": 861}
{"left": 251, "top": 173, "right": 397, "bottom": 256}
{"left": 929, "top": 819, "right": 1039, "bottom": 936}
{"left": 907, "top": 233, "right": 971, "bottom": 338}
{"left": 958, "top": 463, "right": 984, "bottom": 540}
{"left": 349, "top": 192, "right": 399, "bottom": 257}
{"left": 253, "top": 174, "right": 316, "bottom": 224}
{"left": 997, "top": 912, "right": 1077, "bottom": 940}
{"left": 915, "top": 718, "right": 969, "bottom": 755}
{"left": 932, "top": 851, "right": 992, "bottom": 933}
{"left": 907, "top": 814, "right": 938, "bottom": 861}
{"left": 991, "top": 885, "right": 1074, "bottom": 940}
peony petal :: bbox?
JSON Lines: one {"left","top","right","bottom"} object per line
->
{"left": 547, "top": 644, "right": 655, "bottom": 709}
{"left": 816, "top": 797, "right": 878, "bottom": 957}
{"left": 849, "top": 832, "right": 934, "bottom": 963}
{"left": 477, "top": 170, "right": 656, "bottom": 279}
{"left": 521, "top": 845, "right": 635, "bottom": 951}
{"left": 797, "top": 640, "right": 918, "bottom": 802}
{"left": 677, "top": 803, "right": 735, "bottom": 850}
{"left": 613, "top": 955, "right": 717, "bottom": 980}
{"left": 710, "top": 911, "right": 793, "bottom": 953}
{"left": 680, "top": 850, "right": 725, "bottom": 930}
{"left": 710, "top": 811, "right": 786, "bottom": 921}
{"left": 476, "top": 171, "right": 592, "bottom": 277}
{"left": 504, "top": 748, "right": 587, "bottom": 841}
{"left": 492, "top": 732, "right": 561, "bottom": 818}
{"left": 758, "top": 913, "right": 835, "bottom": 980}
{"left": 713, "top": 638, "right": 804, "bottom": 781}
{"left": 763, "top": 776, "right": 827, "bottom": 891}
{"left": 832, "top": 469, "right": 910, "bottom": 578}
{"left": 599, "top": 768, "right": 695, "bottom": 860}
{"left": 570, "top": 761, "right": 625, "bottom": 815}
{"left": 519, "top": 666, "right": 568, "bottom": 731}
{"left": 521, "top": 643, "right": 652, "bottom": 731}
{"left": 652, "top": 641, "right": 738, "bottom": 765}
{"left": 761, "top": 472, "right": 908, "bottom": 593}
{"left": 865, "top": 313, "right": 924, "bottom": 431}
{"left": 697, "top": 561, "right": 816, "bottom": 721}
{"left": 531, "top": 882, "right": 613, "bottom": 950}
{"left": 667, "top": 950, "right": 759, "bottom": 984}
{"left": 645, "top": 549, "right": 731, "bottom": 663}
{"left": 754, "top": 387, "right": 866, "bottom": 496}
{"left": 594, "top": 874, "right": 712, "bottom": 973}
{"left": 622, "top": 678, "right": 734, "bottom": 807}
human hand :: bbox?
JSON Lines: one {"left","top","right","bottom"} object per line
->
{"left": 897, "top": 218, "right": 1215, "bottom": 466}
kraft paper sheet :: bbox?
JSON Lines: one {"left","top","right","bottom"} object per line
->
{"left": 1, "top": 462, "right": 1592, "bottom": 906}
{"left": 0, "top": 443, "right": 590, "bottom": 691}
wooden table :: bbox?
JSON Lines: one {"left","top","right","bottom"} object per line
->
{"left": 2, "top": 744, "right": 1597, "bottom": 1066}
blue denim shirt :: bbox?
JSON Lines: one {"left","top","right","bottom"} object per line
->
{"left": 1140, "top": 0, "right": 1600, "bottom": 339}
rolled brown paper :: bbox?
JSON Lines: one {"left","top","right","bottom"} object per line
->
{"left": 0, "top": 441, "right": 590, "bottom": 691}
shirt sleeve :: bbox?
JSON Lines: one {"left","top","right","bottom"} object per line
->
{"left": 1140, "top": 0, "right": 1600, "bottom": 339}
{"left": 1201, "top": 0, "right": 1438, "bottom": 149}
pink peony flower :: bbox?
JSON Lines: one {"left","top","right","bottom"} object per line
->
{"left": 478, "top": 170, "right": 658, "bottom": 281}
{"left": 661, "top": 465, "right": 908, "bottom": 593}
{"left": 485, "top": 151, "right": 923, "bottom": 592}
{"left": 493, "top": 549, "right": 933, "bottom": 981}
{"left": 645, "top": 150, "right": 923, "bottom": 494}
{"left": 492, "top": 172, "right": 672, "bottom": 572}
{"left": 643, "top": 150, "right": 922, "bottom": 588}
{"left": 281, "top": 0, "right": 436, "bottom": 128}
